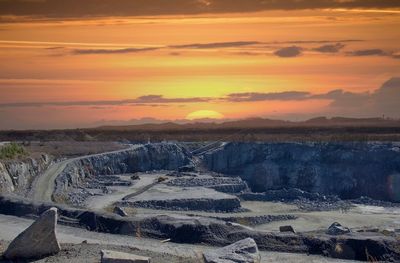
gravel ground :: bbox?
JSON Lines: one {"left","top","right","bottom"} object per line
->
{"left": 0, "top": 242, "right": 199, "bottom": 263}
{"left": 0, "top": 214, "right": 359, "bottom": 263}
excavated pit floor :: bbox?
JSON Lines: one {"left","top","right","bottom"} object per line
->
{"left": 82, "top": 172, "right": 400, "bottom": 234}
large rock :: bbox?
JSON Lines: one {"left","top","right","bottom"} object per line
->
{"left": 279, "top": 225, "right": 296, "bottom": 233}
{"left": 3, "top": 207, "right": 61, "bottom": 259}
{"left": 203, "top": 238, "right": 261, "bottom": 263}
{"left": 326, "top": 222, "right": 351, "bottom": 235}
{"left": 113, "top": 206, "right": 128, "bottom": 217}
{"left": 101, "top": 250, "right": 150, "bottom": 263}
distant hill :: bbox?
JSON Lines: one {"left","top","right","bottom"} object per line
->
{"left": 1, "top": 117, "right": 400, "bottom": 142}
{"left": 93, "top": 117, "right": 400, "bottom": 131}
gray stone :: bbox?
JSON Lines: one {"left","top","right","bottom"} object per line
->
{"left": 0, "top": 154, "right": 52, "bottom": 195}
{"left": 204, "top": 142, "right": 400, "bottom": 201}
{"left": 101, "top": 250, "right": 150, "bottom": 263}
{"left": 4, "top": 207, "right": 61, "bottom": 259}
{"left": 326, "top": 222, "right": 351, "bottom": 235}
{"left": 113, "top": 206, "right": 128, "bottom": 217}
{"left": 203, "top": 238, "right": 261, "bottom": 263}
{"left": 279, "top": 225, "right": 295, "bottom": 233}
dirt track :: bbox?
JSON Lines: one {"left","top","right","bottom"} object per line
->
{"left": 31, "top": 145, "right": 143, "bottom": 202}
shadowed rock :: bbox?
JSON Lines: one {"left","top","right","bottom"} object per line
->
{"left": 279, "top": 225, "right": 296, "bottom": 233}
{"left": 4, "top": 207, "right": 61, "bottom": 259}
{"left": 113, "top": 206, "right": 128, "bottom": 217}
{"left": 203, "top": 238, "right": 261, "bottom": 263}
{"left": 204, "top": 142, "right": 400, "bottom": 201}
{"left": 327, "top": 222, "right": 351, "bottom": 235}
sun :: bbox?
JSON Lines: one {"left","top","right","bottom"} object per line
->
{"left": 186, "top": 110, "right": 224, "bottom": 120}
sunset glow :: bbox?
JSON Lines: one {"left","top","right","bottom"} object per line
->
{"left": 0, "top": 1, "right": 399, "bottom": 129}
{"left": 186, "top": 110, "right": 224, "bottom": 120}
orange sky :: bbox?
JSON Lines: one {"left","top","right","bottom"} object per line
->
{"left": 0, "top": 6, "right": 399, "bottom": 129}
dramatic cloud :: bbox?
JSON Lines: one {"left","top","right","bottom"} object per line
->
{"left": 0, "top": 0, "right": 399, "bottom": 19}
{"left": 313, "top": 43, "right": 345, "bottom": 53}
{"left": 1, "top": 78, "right": 399, "bottom": 118}
{"left": 274, "top": 46, "right": 303, "bottom": 58}
{"left": 72, "top": 47, "right": 159, "bottom": 55}
{"left": 373, "top": 77, "right": 400, "bottom": 116}
{"left": 224, "top": 78, "right": 400, "bottom": 117}
{"left": 311, "top": 89, "right": 371, "bottom": 108}
{"left": 170, "top": 41, "right": 260, "bottom": 49}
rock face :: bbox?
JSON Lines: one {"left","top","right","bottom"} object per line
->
{"left": 166, "top": 175, "right": 248, "bottom": 194}
{"left": 101, "top": 250, "right": 150, "bottom": 263}
{"left": 327, "top": 222, "right": 351, "bottom": 235}
{"left": 119, "top": 185, "right": 241, "bottom": 212}
{"left": 203, "top": 238, "right": 261, "bottom": 263}
{"left": 204, "top": 142, "right": 400, "bottom": 201}
{"left": 0, "top": 154, "right": 52, "bottom": 195}
{"left": 4, "top": 207, "right": 61, "bottom": 259}
{"left": 53, "top": 143, "right": 190, "bottom": 203}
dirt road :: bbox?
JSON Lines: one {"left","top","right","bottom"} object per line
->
{"left": 32, "top": 144, "right": 143, "bottom": 202}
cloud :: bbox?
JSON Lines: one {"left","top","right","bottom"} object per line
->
{"left": 224, "top": 77, "right": 400, "bottom": 117}
{"left": 346, "top": 49, "right": 400, "bottom": 60}
{"left": 347, "top": 49, "right": 388, "bottom": 57}
{"left": 170, "top": 41, "right": 260, "bottom": 49}
{"left": 268, "top": 40, "right": 362, "bottom": 45}
{"left": 0, "top": 95, "right": 211, "bottom": 108}
{"left": 1, "top": 78, "right": 399, "bottom": 118}
{"left": 71, "top": 47, "right": 159, "bottom": 55}
{"left": 274, "top": 46, "right": 303, "bottom": 58}
{"left": 311, "top": 89, "right": 371, "bottom": 107}
{"left": 1, "top": 0, "right": 399, "bottom": 19}
{"left": 135, "top": 95, "right": 210, "bottom": 103}
{"left": 313, "top": 43, "right": 345, "bottom": 53}
{"left": 226, "top": 91, "right": 310, "bottom": 102}
{"left": 373, "top": 77, "right": 400, "bottom": 116}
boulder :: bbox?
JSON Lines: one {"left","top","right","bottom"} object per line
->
{"left": 101, "top": 250, "right": 150, "bottom": 263}
{"left": 178, "top": 165, "right": 196, "bottom": 173}
{"left": 131, "top": 174, "right": 140, "bottom": 180}
{"left": 203, "top": 238, "right": 261, "bottom": 263}
{"left": 3, "top": 207, "right": 61, "bottom": 259}
{"left": 113, "top": 206, "right": 128, "bottom": 217}
{"left": 327, "top": 222, "right": 350, "bottom": 235}
{"left": 279, "top": 225, "right": 296, "bottom": 233}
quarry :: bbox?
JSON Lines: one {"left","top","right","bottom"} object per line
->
{"left": 0, "top": 141, "right": 400, "bottom": 262}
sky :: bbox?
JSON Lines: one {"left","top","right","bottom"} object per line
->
{"left": 0, "top": 0, "right": 399, "bottom": 130}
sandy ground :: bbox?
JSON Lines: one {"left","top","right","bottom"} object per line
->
{"left": 0, "top": 214, "right": 358, "bottom": 263}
